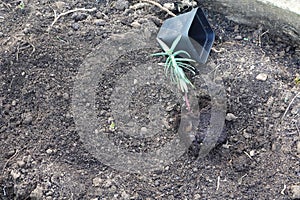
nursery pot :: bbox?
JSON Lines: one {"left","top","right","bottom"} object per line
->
{"left": 157, "top": 7, "right": 215, "bottom": 64}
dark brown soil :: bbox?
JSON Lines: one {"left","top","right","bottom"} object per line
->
{"left": 0, "top": 0, "right": 299, "bottom": 199}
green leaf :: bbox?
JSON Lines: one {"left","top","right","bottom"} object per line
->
{"left": 170, "top": 35, "right": 182, "bottom": 52}
{"left": 152, "top": 52, "right": 168, "bottom": 57}
{"left": 178, "top": 63, "right": 196, "bottom": 74}
{"left": 173, "top": 50, "right": 191, "bottom": 58}
{"left": 157, "top": 38, "right": 170, "bottom": 53}
{"left": 174, "top": 58, "right": 196, "bottom": 63}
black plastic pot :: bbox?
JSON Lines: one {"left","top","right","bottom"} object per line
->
{"left": 157, "top": 7, "right": 215, "bottom": 64}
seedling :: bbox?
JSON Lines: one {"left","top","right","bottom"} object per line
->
{"left": 18, "top": 1, "right": 25, "bottom": 10}
{"left": 152, "top": 35, "right": 196, "bottom": 111}
{"left": 294, "top": 76, "right": 300, "bottom": 85}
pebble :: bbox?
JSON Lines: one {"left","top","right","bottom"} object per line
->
{"left": 62, "top": 92, "right": 69, "bottom": 100}
{"left": 11, "top": 100, "right": 17, "bottom": 106}
{"left": 17, "top": 160, "right": 26, "bottom": 167}
{"left": 71, "top": 12, "right": 87, "bottom": 22}
{"left": 121, "top": 191, "right": 129, "bottom": 199}
{"left": 10, "top": 170, "right": 21, "bottom": 180}
{"left": 131, "top": 21, "right": 141, "bottom": 28}
{"left": 22, "top": 112, "right": 33, "bottom": 124}
{"left": 297, "top": 141, "right": 300, "bottom": 154}
{"left": 109, "top": 185, "right": 117, "bottom": 192}
{"left": 194, "top": 194, "right": 201, "bottom": 200}
{"left": 234, "top": 35, "right": 243, "bottom": 40}
{"left": 290, "top": 185, "right": 300, "bottom": 199}
{"left": 55, "top": 1, "right": 66, "bottom": 10}
{"left": 249, "top": 150, "right": 255, "bottom": 156}
{"left": 256, "top": 73, "right": 268, "bottom": 81}
{"left": 140, "top": 127, "right": 147, "bottom": 133}
{"left": 94, "top": 19, "right": 105, "bottom": 26}
{"left": 114, "top": 0, "right": 129, "bottom": 11}
{"left": 243, "top": 130, "right": 251, "bottom": 139}
{"left": 225, "top": 113, "right": 238, "bottom": 121}
{"left": 30, "top": 185, "right": 44, "bottom": 199}
{"left": 272, "top": 112, "right": 281, "bottom": 118}
{"left": 163, "top": 3, "right": 175, "bottom": 10}
{"left": 46, "top": 149, "right": 53, "bottom": 154}
{"left": 104, "top": 179, "right": 112, "bottom": 188}
{"left": 92, "top": 177, "right": 102, "bottom": 187}
{"left": 71, "top": 23, "right": 80, "bottom": 31}
{"left": 166, "top": 103, "right": 176, "bottom": 111}
{"left": 45, "top": 190, "right": 54, "bottom": 196}
{"left": 291, "top": 106, "right": 299, "bottom": 115}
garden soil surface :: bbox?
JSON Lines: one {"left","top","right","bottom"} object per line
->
{"left": 0, "top": 0, "right": 299, "bottom": 199}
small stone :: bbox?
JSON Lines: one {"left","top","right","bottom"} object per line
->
{"left": 92, "top": 177, "right": 102, "bottom": 187}
{"left": 62, "top": 92, "right": 69, "bottom": 100}
{"left": 114, "top": 0, "right": 129, "bottom": 11}
{"left": 256, "top": 73, "right": 268, "bottom": 81}
{"left": 71, "top": 12, "right": 87, "bottom": 22}
{"left": 266, "top": 96, "right": 274, "bottom": 107}
{"left": 108, "top": 185, "right": 116, "bottom": 192}
{"left": 104, "top": 179, "right": 112, "bottom": 188}
{"left": 234, "top": 35, "right": 243, "bottom": 40}
{"left": 17, "top": 160, "right": 26, "bottom": 167}
{"left": 131, "top": 21, "right": 141, "bottom": 28}
{"left": 194, "top": 194, "right": 201, "bottom": 200}
{"left": 140, "top": 127, "right": 147, "bottom": 133}
{"left": 297, "top": 141, "right": 300, "bottom": 154}
{"left": 243, "top": 131, "right": 251, "bottom": 139}
{"left": 71, "top": 23, "right": 80, "bottom": 31}
{"left": 290, "top": 185, "right": 300, "bottom": 199}
{"left": 121, "top": 191, "right": 129, "bottom": 199}
{"left": 272, "top": 112, "right": 281, "bottom": 118}
{"left": 30, "top": 185, "right": 44, "bottom": 199}
{"left": 94, "top": 19, "right": 105, "bottom": 26}
{"left": 163, "top": 3, "right": 175, "bottom": 10}
{"left": 11, "top": 100, "right": 17, "bottom": 106}
{"left": 249, "top": 150, "right": 255, "bottom": 156}
{"left": 45, "top": 190, "right": 53, "bottom": 196}
{"left": 22, "top": 112, "right": 33, "bottom": 124}
{"left": 291, "top": 106, "right": 299, "bottom": 115}
{"left": 10, "top": 170, "right": 21, "bottom": 180}
{"left": 55, "top": 1, "right": 66, "bottom": 10}
{"left": 6, "top": 150, "right": 15, "bottom": 157}
{"left": 46, "top": 149, "right": 53, "bottom": 154}
{"left": 225, "top": 113, "right": 238, "bottom": 121}
{"left": 166, "top": 103, "right": 176, "bottom": 111}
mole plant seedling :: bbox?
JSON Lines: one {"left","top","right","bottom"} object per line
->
{"left": 152, "top": 35, "right": 196, "bottom": 111}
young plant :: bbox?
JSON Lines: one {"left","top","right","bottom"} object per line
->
{"left": 18, "top": 1, "right": 25, "bottom": 10}
{"left": 152, "top": 35, "right": 196, "bottom": 111}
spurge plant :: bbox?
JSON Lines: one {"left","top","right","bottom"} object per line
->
{"left": 152, "top": 35, "right": 196, "bottom": 111}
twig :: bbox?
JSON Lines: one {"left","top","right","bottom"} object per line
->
{"left": 295, "top": 120, "right": 300, "bottom": 135}
{"left": 238, "top": 174, "right": 248, "bottom": 185}
{"left": 47, "top": 7, "right": 97, "bottom": 31}
{"left": 280, "top": 184, "right": 286, "bottom": 195}
{"left": 216, "top": 176, "right": 220, "bottom": 191}
{"left": 0, "top": 0, "right": 11, "bottom": 9}
{"left": 140, "top": 0, "right": 176, "bottom": 17}
{"left": 258, "top": 30, "right": 269, "bottom": 47}
{"left": 16, "top": 42, "right": 36, "bottom": 61}
{"left": 2, "top": 149, "right": 19, "bottom": 173}
{"left": 244, "top": 151, "right": 253, "bottom": 160}
{"left": 281, "top": 92, "right": 300, "bottom": 121}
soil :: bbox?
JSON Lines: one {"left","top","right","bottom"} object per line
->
{"left": 0, "top": 0, "right": 299, "bottom": 199}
